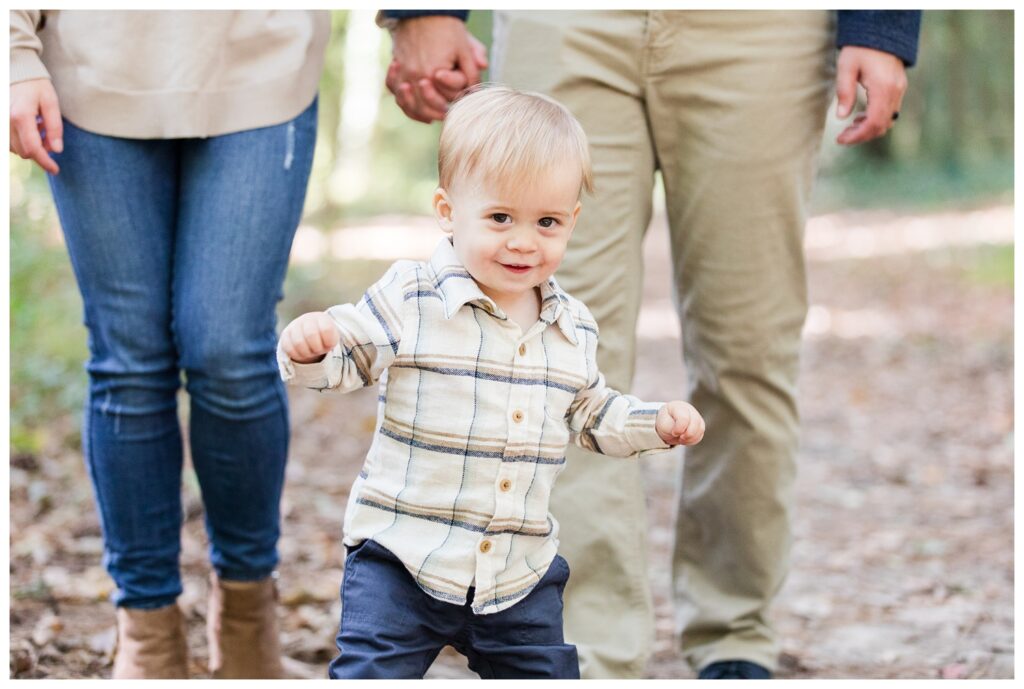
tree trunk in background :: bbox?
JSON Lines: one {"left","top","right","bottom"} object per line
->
{"left": 329, "top": 9, "right": 384, "bottom": 205}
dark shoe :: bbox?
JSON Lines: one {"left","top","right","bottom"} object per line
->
{"left": 698, "top": 660, "right": 772, "bottom": 679}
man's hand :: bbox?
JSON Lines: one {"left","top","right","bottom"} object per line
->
{"left": 386, "top": 15, "right": 488, "bottom": 123}
{"left": 656, "top": 401, "right": 705, "bottom": 446}
{"left": 280, "top": 312, "right": 341, "bottom": 364}
{"left": 834, "top": 46, "right": 908, "bottom": 146}
{"left": 10, "top": 78, "right": 63, "bottom": 174}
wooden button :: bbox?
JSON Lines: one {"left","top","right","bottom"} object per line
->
{"left": 512, "top": 410, "right": 524, "bottom": 423}
{"left": 499, "top": 479, "right": 513, "bottom": 492}
{"left": 518, "top": 343, "right": 527, "bottom": 356}
{"left": 479, "top": 540, "right": 492, "bottom": 554}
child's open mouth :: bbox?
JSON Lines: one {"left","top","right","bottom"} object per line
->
{"left": 501, "top": 263, "right": 533, "bottom": 274}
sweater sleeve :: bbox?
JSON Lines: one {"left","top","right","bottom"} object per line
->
{"left": 10, "top": 10, "right": 49, "bottom": 84}
{"left": 379, "top": 10, "right": 469, "bottom": 22}
{"left": 837, "top": 10, "right": 923, "bottom": 67}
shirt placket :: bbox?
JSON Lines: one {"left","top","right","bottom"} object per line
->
{"left": 476, "top": 318, "right": 549, "bottom": 606}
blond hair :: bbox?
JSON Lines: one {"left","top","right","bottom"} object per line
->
{"left": 438, "top": 84, "right": 594, "bottom": 196}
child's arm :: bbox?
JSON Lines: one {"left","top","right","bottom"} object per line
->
{"left": 566, "top": 305, "right": 704, "bottom": 457}
{"left": 277, "top": 262, "right": 408, "bottom": 393}
{"left": 567, "top": 371, "right": 703, "bottom": 457}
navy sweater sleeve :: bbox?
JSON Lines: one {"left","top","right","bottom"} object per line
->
{"left": 837, "top": 10, "right": 923, "bottom": 67}
{"left": 381, "top": 10, "right": 469, "bottom": 22}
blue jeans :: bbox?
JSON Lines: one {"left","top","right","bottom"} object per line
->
{"left": 328, "top": 540, "right": 580, "bottom": 679}
{"left": 46, "top": 100, "right": 317, "bottom": 609}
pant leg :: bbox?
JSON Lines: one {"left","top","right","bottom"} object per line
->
{"left": 47, "top": 119, "right": 184, "bottom": 609}
{"left": 173, "top": 99, "right": 318, "bottom": 582}
{"left": 463, "top": 555, "right": 579, "bottom": 679}
{"left": 328, "top": 540, "right": 455, "bottom": 679}
{"left": 492, "top": 10, "right": 657, "bottom": 679}
{"left": 643, "top": 10, "right": 835, "bottom": 671}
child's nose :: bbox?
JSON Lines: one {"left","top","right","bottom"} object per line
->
{"left": 506, "top": 228, "right": 538, "bottom": 252}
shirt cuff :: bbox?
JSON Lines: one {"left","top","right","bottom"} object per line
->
{"left": 277, "top": 344, "right": 333, "bottom": 389}
{"left": 625, "top": 402, "right": 671, "bottom": 455}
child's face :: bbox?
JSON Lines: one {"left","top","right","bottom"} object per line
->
{"left": 434, "top": 167, "right": 582, "bottom": 305}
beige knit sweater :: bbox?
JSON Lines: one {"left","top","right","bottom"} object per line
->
{"left": 10, "top": 10, "right": 331, "bottom": 139}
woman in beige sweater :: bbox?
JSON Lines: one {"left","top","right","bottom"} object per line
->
{"left": 10, "top": 10, "right": 330, "bottom": 679}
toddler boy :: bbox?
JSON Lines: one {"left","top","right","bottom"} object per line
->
{"left": 278, "top": 85, "right": 704, "bottom": 679}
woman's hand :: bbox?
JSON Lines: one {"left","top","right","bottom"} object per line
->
{"left": 10, "top": 78, "right": 63, "bottom": 174}
{"left": 656, "top": 401, "right": 705, "bottom": 446}
{"left": 280, "top": 312, "right": 342, "bottom": 364}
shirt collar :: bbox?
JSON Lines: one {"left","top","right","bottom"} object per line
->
{"left": 427, "top": 238, "right": 579, "bottom": 345}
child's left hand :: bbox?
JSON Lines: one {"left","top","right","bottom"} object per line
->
{"left": 656, "top": 401, "right": 705, "bottom": 446}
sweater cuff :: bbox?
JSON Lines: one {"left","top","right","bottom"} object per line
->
{"left": 625, "top": 402, "right": 672, "bottom": 456}
{"left": 836, "top": 10, "right": 922, "bottom": 67}
{"left": 10, "top": 47, "right": 49, "bottom": 85}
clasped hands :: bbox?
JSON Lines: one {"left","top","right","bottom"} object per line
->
{"left": 384, "top": 16, "right": 908, "bottom": 146}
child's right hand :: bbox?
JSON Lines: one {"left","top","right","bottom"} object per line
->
{"left": 280, "top": 312, "right": 342, "bottom": 364}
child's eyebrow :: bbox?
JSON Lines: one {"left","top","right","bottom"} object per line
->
{"left": 482, "top": 203, "right": 571, "bottom": 218}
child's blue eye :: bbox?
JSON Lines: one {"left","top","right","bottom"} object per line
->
{"left": 491, "top": 213, "right": 510, "bottom": 224}
{"left": 538, "top": 217, "right": 558, "bottom": 228}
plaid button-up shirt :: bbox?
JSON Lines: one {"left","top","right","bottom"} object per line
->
{"left": 279, "top": 238, "right": 668, "bottom": 614}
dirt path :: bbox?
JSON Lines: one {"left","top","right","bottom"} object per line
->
{"left": 10, "top": 207, "right": 1013, "bottom": 679}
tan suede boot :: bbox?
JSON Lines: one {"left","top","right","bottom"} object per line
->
{"left": 207, "top": 572, "right": 284, "bottom": 679}
{"left": 112, "top": 603, "right": 190, "bottom": 679}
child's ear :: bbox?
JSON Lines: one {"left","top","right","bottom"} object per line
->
{"left": 433, "top": 187, "right": 455, "bottom": 233}
{"left": 567, "top": 201, "right": 582, "bottom": 237}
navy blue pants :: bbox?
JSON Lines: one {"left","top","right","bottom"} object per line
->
{"left": 328, "top": 540, "right": 580, "bottom": 679}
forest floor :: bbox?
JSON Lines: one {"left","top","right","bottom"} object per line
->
{"left": 9, "top": 205, "right": 1014, "bottom": 679}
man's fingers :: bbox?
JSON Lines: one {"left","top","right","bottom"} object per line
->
{"left": 469, "top": 36, "right": 489, "bottom": 70}
{"left": 417, "top": 78, "right": 450, "bottom": 113}
{"left": 834, "top": 58, "right": 858, "bottom": 119}
{"left": 862, "top": 79, "right": 896, "bottom": 138}
{"left": 385, "top": 59, "right": 401, "bottom": 96}
{"left": 457, "top": 45, "right": 481, "bottom": 87}
{"left": 39, "top": 90, "right": 63, "bottom": 153}
{"left": 397, "top": 83, "right": 432, "bottom": 124}
{"left": 837, "top": 114, "right": 869, "bottom": 146}
{"left": 405, "top": 82, "right": 445, "bottom": 123}
{"left": 838, "top": 81, "right": 892, "bottom": 145}
{"left": 433, "top": 69, "right": 468, "bottom": 101}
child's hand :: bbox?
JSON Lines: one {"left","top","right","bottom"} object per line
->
{"left": 656, "top": 401, "right": 705, "bottom": 446}
{"left": 280, "top": 312, "right": 341, "bottom": 364}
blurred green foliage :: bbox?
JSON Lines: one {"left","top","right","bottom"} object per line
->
{"left": 963, "top": 245, "right": 1014, "bottom": 287}
{"left": 814, "top": 10, "right": 1013, "bottom": 211}
{"left": 9, "top": 160, "right": 87, "bottom": 453}
{"left": 7, "top": 10, "right": 1014, "bottom": 453}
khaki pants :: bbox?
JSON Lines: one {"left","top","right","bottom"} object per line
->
{"left": 492, "top": 10, "right": 834, "bottom": 677}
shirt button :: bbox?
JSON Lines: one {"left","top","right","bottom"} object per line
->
{"left": 479, "top": 540, "right": 492, "bottom": 554}
{"left": 518, "top": 343, "right": 527, "bottom": 356}
{"left": 499, "top": 479, "right": 512, "bottom": 492}
{"left": 512, "top": 410, "right": 524, "bottom": 423}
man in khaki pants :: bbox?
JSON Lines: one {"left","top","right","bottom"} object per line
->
{"left": 381, "top": 9, "right": 919, "bottom": 678}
